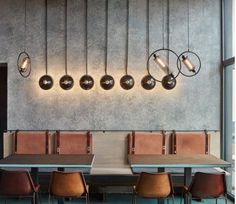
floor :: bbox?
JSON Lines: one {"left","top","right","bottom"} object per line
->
{"left": 0, "top": 194, "right": 233, "bottom": 204}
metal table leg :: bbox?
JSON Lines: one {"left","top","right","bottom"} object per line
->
{"left": 184, "top": 167, "right": 192, "bottom": 204}
{"left": 158, "top": 168, "right": 165, "bottom": 204}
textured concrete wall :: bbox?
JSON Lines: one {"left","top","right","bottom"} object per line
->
{"left": 0, "top": 0, "right": 221, "bottom": 130}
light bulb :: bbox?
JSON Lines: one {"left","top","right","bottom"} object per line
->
{"left": 153, "top": 54, "right": 171, "bottom": 74}
{"left": 182, "top": 55, "right": 196, "bottom": 72}
{"left": 43, "top": 79, "right": 51, "bottom": 85}
{"left": 20, "top": 57, "right": 30, "bottom": 72}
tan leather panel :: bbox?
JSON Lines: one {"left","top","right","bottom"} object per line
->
{"left": 128, "top": 132, "right": 164, "bottom": 155}
{"left": 58, "top": 132, "right": 92, "bottom": 154}
{"left": 135, "top": 172, "right": 173, "bottom": 198}
{"left": 49, "top": 171, "right": 86, "bottom": 197}
{"left": 15, "top": 131, "right": 49, "bottom": 154}
{"left": 189, "top": 172, "right": 226, "bottom": 199}
{"left": 175, "top": 132, "right": 207, "bottom": 154}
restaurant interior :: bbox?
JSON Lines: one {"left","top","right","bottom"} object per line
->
{"left": 0, "top": 0, "right": 235, "bottom": 203}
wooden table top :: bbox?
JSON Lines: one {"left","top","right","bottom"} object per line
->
{"left": 128, "top": 154, "right": 231, "bottom": 168}
{"left": 0, "top": 154, "right": 95, "bottom": 168}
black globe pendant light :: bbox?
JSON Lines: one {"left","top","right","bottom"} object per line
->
{"left": 100, "top": 0, "right": 115, "bottom": 90}
{"left": 39, "top": 0, "right": 53, "bottom": 90}
{"left": 17, "top": 0, "right": 31, "bottom": 78}
{"left": 141, "top": 0, "right": 155, "bottom": 90}
{"left": 60, "top": 0, "right": 74, "bottom": 90}
{"left": 120, "top": 0, "right": 134, "bottom": 90}
{"left": 161, "top": 73, "right": 176, "bottom": 90}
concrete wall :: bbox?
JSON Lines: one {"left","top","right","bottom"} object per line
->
{"left": 0, "top": 0, "right": 221, "bottom": 130}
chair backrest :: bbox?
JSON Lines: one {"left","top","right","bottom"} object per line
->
{"left": 189, "top": 172, "right": 226, "bottom": 199}
{"left": 128, "top": 131, "right": 166, "bottom": 155}
{"left": 0, "top": 169, "right": 36, "bottom": 196}
{"left": 171, "top": 131, "right": 209, "bottom": 154}
{"left": 135, "top": 172, "right": 174, "bottom": 198}
{"left": 14, "top": 130, "right": 50, "bottom": 154}
{"left": 49, "top": 171, "right": 87, "bottom": 197}
{"left": 55, "top": 131, "right": 92, "bottom": 154}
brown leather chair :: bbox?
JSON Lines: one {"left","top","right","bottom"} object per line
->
{"left": 171, "top": 131, "right": 209, "bottom": 154}
{"left": 14, "top": 130, "right": 51, "bottom": 154}
{"left": 55, "top": 131, "right": 92, "bottom": 154}
{"left": 0, "top": 169, "right": 40, "bottom": 203}
{"left": 132, "top": 172, "right": 174, "bottom": 204}
{"left": 49, "top": 171, "right": 89, "bottom": 203}
{"left": 181, "top": 172, "right": 227, "bottom": 204}
{"left": 128, "top": 131, "right": 166, "bottom": 155}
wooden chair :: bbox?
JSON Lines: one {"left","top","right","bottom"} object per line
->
{"left": 0, "top": 169, "right": 40, "bottom": 204}
{"left": 14, "top": 130, "right": 51, "bottom": 154}
{"left": 181, "top": 172, "right": 227, "bottom": 204}
{"left": 132, "top": 172, "right": 174, "bottom": 204}
{"left": 171, "top": 130, "right": 209, "bottom": 154}
{"left": 49, "top": 171, "right": 89, "bottom": 204}
{"left": 55, "top": 131, "right": 92, "bottom": 154}
{"left": 128, "top": 131, "right": 166, "bottom": 155}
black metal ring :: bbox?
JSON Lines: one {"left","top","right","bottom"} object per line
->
{"left": 17, "top": 51, "right": 31, "bottom": 78}
{"left": 147, "top": 48, "right": 181, "bottom": 82}
{"left": 177, "top": 50, "right": 201, "bottom": 77}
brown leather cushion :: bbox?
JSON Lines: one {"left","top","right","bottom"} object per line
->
{"left": 57, "top": 132, "right": 92, "bottom": 154}
{"left": 128, "top": 132, "right": 165, "bottom": 155}
{"left": 174, "top": 132, "right": 208, "bottom": 155}
{"left": 15, "top": 131, "right": 49, "bottom": 154}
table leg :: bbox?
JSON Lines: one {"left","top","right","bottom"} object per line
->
{"left": 184, "top": 168, "right": 192, "bottom": 204}
{"left": 57, "top": 168, "right": 65, "bottom": 204}
{"left": 158, "top": 168, "right": 165, "bottom": 204}
{"left": 31, "top": 168, "right": 39, "bottom": 204}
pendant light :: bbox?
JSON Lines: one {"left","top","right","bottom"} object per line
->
{"left": 147, "top": 0, "right": 180, "bottom": 90}
{"left": 60, "top": 0, "right": 74, "bottom": 90}
{"left": 17, "top": 0, "right": 31, "bottom": 78}
{"left": 79, "top": 0, "right": 94, "bottom": 90}
{"left": 177, "top": 0, "right": 201, "bottom": 77}
{"left": 39, "top": 0, "right": 53, "bottom": 90}
{"left": 120, "top": 0, "right": 135, "bottom": 90}
{"left": 100, "top": 0, "right": 115, "bottom": 90}
{"left": 141, "top": 0, "right": 155, "bottom": 90}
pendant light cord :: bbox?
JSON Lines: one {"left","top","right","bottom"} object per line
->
{"left": 146, "top": 0, "right": 149, "bottom": 71}
{"left": 45, "top": 0, "right": 48, "bottom": 75}
{"left": 85, "top": 0, "right": 88, "bottom": 75}
{"left": 24, "top": 0, "right": 27, "bottom": 52}
{"left": 125, "top": 0, "right": 129, "bottom": 75}
{"left": 167, "top": 0, "right": 170, "bottom": 64}
{"left": 65, "top": 0, "right": 68, "bottom": 75}
{"left": 187, "top": 0, "right": 190, "bottom": 51}
{"left": 104, "top": 0, "right": 108, "bottom": 75}
{"left": 162, "top": 0, "right": 164, "bottom": 49}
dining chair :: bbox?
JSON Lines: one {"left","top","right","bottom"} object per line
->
{"left": 49, "top": 171, "right": 89, "bottom": 204}
{"left": 180, "top": 172, "right": 227, "bottom": 204}
{"left": 55, "top": 131, "right": 92, "bottom": 154}
{"left": 0, "top": 169, "right": 40, "bottom": 204}
{"left": 14, "top": 130, "right": 51, "bottom": 154}
{"left": 128, "top": 131, "right": 166, "bottom": 155}
{"left": 132, "top": 172, "right": 174, "bottom": 204}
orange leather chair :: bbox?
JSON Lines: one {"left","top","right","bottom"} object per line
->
{"left": 0, "top": 169, "right": 40, "bottom": 203}
{"left": 55, "top": 131, "right": 92, "bottom": 154}
{"left": 133, "top": 172, "right": 174, "bottom": 204}
{"left": 181, "top": 172, "right": 227, "bottom": 204}
{"left": 49, "top": 171, "right": 89, "bottom": 203}
{"left": 14, "top": 130, "right": 51, "bottom": 154}
{"left": 128, "top": 131, "right": 166, "bottom": 155}
{"left": 171, "top": 130, "right": 209, "bottom": 154}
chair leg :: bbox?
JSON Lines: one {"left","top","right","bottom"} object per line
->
{"left": 172, "top": 195, "right": 174, "bottom": 204}
{"left": 216, "top": 198, "right": 218, "bottom": 204}
{"left": 132, "top": 193, "right": 136, "bottom": 204}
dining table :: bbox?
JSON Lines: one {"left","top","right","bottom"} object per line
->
{"left": 0, "top": 154, "right": 95, "bottom": 204}
{"left": 128, "top": 154, "right": 231, "bottom": 204}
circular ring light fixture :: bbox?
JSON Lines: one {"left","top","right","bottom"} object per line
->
{"left": 60, "top": 75, "right": 74, "bottom": 90}
{"left": 80, "top": 75, "right": 94, "bottom": 90}
{"left": 39, "top": 75, "right": 53, "bottom": 90}
{"left": 141, "top": 75, "right": 156, "bottom": 90}
{"left": 17, "top": 51, "right": 31, "bottom": 78}
{"left": 100, "top": 75, "right": 115, "bottom": 90}
{"left": 120, "top": 75, "right": 134, "bottom": 90}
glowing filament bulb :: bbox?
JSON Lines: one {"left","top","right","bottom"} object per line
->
{"left": 153, "top": 54, "right": 171, "bottom": 74}
{"left": 182, "top": 55, "right": 196, "bottom": 72}
{"left": 20, "top": 57, "right": 29, "bottom": 72}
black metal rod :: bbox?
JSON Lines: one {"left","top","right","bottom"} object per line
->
{"left": 85, "top": 0, "right": 88, "bottom": 75}
{"left": 104, "top": 0, "right": 108, "bottom": 75}
{"left": 65, "top": 0, "right": 68, "bottom": 75}
{"left": 45, "top": 0, "right": 48, "bottom": 75}
{"left": 24, "top": 0, "right": 27, "bottom": 52}
{"left": 125, "top": 0, "right": 129, "bottom": 75}
{"left": 146, "top": 0, "right": 149, "bottom": 66}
